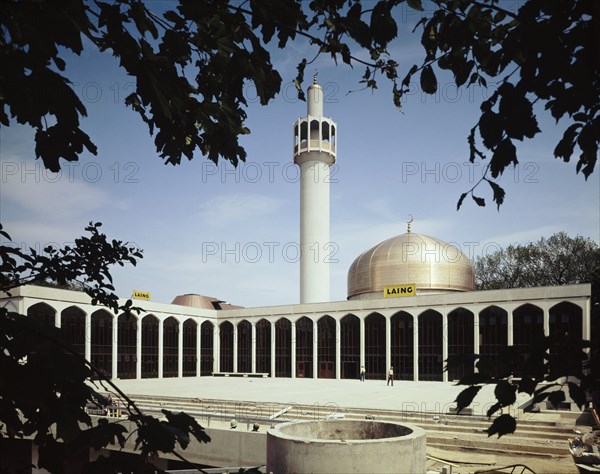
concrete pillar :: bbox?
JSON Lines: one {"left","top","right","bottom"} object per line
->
{"left": 413, "top": 315, "right": 419, "bottom": 382}
{"left": 313, "top": 320, "right": 318, "bottom": 378}
{"left": 335, "top": 318, "right": 341, "bottom": 379}
{"left": 85, "top": 312, "right": 91, "bottom": 363}
{"left": 385, "top": 315, "right": 391, "bottom": 378}
{"left": 112, "top": 313, "right": 118, "bottom": 379}
{"left": 214, "top": 325, "right": 220, "bottom": 373}
{"left": 543, "top": 307, "right": 550, "bottom": 337}
{"left": 442, "top": 312, "right": 448, "bottom": 383}
{"left": 136, "top": 316, "right": 142, "bottom": 379}
{"left": 158, "top": 319, "right": 164, "bottom": 379}
{"left": 177, "top": 320, "right": 183, "bottom": 378}
{"left": 583, "top": 300, "right": 591, "bottom": 342}
{"left": 251, "top": 321, "right": 257, "bottom": 373}
{"left": 507, "top": 308, "right": 514, "bottom": 346}
{"left": 55, "top": 310, "right": 61, "bottom": 328}
{"left": 291, "top": 322, "right": 297, "bottom": 378}
{"left": 270, "top": 321, "right": 276, "bottom": 378}
{"left": 473, "top": 311, "right": 480, "bottom": 374}
{"left": 359, "top": 317, "right": 365, "bottom": 368}
{"left": 196, "top": 321, "right": 202, "bottom": 377}
{"left": 233, "top": 324, "right": 238, "bottom": 373}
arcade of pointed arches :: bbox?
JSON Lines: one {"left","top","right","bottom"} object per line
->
{"left": 17, "top": 296, "right": 589, "bottom": 383}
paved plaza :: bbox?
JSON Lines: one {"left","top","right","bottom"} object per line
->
{"left": 113, "top": 376, "right": 532, "bottom": 419}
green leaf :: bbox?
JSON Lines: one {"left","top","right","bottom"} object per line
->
{"left": 407, "top": 0, "right": 424, "bottom": 11}
{"left": 479, "top": 111, "right": 504, "bottom": 149}
{"left": 420, "top": 65, "right": 437, "bottom": 94}
{"left": 485, "top": 178, "right": 506, "bottom": 210}
{"left": 472, "top": 194, "right": 485, "bottom": 207}
{"left": 554, "top": 123, "right": 582, "bottom": 162}
{"left": 370, "top": 1, "right": 398, "bottom": 46}
{"left": 456, "top": 192, "right": 468, "bottom": 210}
{"left": 490, "top": 138, "right": 517, "bottom": 178}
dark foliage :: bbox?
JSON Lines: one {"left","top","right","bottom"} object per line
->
{"left": 1, "top": 0, "right": 597, "bottom": 207}
{"left": 0, "top": 223, "right": 211, "bottom": 472}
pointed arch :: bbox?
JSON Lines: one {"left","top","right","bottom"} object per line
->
{"left": 91, "top": 309, "right": 113, "bottom": 379}
{"left": 391, "top": 311, "right": 413, "bottom": 381}
{"left": 296, "top": 316, "right": 314, "bottom": 378}
{"left": 317, "top": 315, "right": 336, "bottom": 378}
{"left": 550, "top": 301, "right": 582, "bottom": 341}
{"left": 2, "top": 301, "right": 18, "bottom": 313}
{"left": 117, "top": 312, "right": 137, "bottom": 379}
{"left": 163, "top": 316, "right": 179, "bottom": 378}
{"left": 479, "top": 306, "right": 508, "bottom": 377}
{"left": 513, "top": 303, "right": 544, "bottom": 347}
{"left": 418, "top": 310, "right": 443, "bottom": 381}
{"left": 219, "top": 321, "right": 234, "bottom": 373}
{"left": 237, "top": 320, "right": 252, "bottom": 373}
{"left": 340, "top": 314, "right": 360, "bottom": 379}
{"left": 182, "top": 319, "right": 197, "bottom": 377}
{"left": 27, "top": 302, "right": 56, "bottom": 328}
{"left": 61, "top": 306, "right": 85, "bottom": 356}
{"left": 256, "top": 318, "right": 272, "bottom": 375}
{"left": 365, "top": 313, "right": 386, "bottom": 380}
{"left": 321, "top": 121, "right": 330, "bottom": 141}
{"left": 200, "top": 321, "right": 214, "bottom": 376}
{"left": 141, "top": 314, "right": 159, "bottom": 378}
{"left": 275, "top": 318, "right": 291, "bottom": 377}
{"left": 447, "top": 307, "right": 474, "bottom": 381}
{"left": 550, "top": 301, "right": 583, "bottom": 375}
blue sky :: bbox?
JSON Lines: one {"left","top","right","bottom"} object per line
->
{"left": 1, "top": 4, "right": 598, "bottom": 307}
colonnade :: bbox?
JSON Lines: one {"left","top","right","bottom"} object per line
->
{"left": 17, "top": 297, "right": 589, "bottom": 382}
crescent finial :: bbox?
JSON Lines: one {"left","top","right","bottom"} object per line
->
{"left": 406, "top": 214, "right": 413, "bottom": 233}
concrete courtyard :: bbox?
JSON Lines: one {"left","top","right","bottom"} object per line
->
{"left": 112, "top": 376, "right": 531, "bottom": 419}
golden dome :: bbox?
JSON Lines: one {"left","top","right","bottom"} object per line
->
{"left": 347, "top": 232, "right": 474, "bottom": 300}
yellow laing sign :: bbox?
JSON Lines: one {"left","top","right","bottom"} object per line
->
{"left": 132, "top": 290, "right": 151, "bottom": 301}
{"left": 383, "top": 284, "right": 416, "bottom": 298}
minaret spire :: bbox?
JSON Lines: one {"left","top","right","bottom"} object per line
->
{"left": 293, "top": 78, "right": 337, "bottom": 303}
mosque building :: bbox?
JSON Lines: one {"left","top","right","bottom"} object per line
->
{"left": 1, "top": 79, "right": 593, "bottom": 384}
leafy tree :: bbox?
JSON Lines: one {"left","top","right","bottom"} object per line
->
{"left": 475, "top": 232, "right": 600, "bottom": 290}
{"left": 0, "top": 223, "right": 212, "bottom": 472}
{"left": 1, "top": 0, "right": 597, "bottom": 207}
{"left": 448, "top": 335, "right": 597, "bottom": 438}
{"left": 451, "top": 232, "right": 600, "bottom": 437}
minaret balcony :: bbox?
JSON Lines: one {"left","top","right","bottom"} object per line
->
{"left": 293, "top": 115, "right": 337, "bottom": 164}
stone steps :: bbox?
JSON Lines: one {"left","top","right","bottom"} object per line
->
{"left": 122, "top": 394, "right": 579, "bottom": 458}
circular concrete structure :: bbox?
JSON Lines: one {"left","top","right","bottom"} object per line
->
{"left": 267, "top": 420, "right": 426, "bottom": 474}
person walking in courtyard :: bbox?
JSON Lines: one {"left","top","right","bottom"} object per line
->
{"left": 387, "top": 366, "right": 394, "bottom": 386}
{"left": 360, "top": 365, "right": 366, "bottom": 382}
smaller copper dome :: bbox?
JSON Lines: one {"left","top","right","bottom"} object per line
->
{"left": 171, "top": 294, "right": 218, "bottom": 309}
{"left": 171, "top": 294, "right": 243, "bottom": 310}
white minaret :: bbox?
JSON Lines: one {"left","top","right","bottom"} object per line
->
{"left": 293, "top": 75, "right": 337, "bottom": 303}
